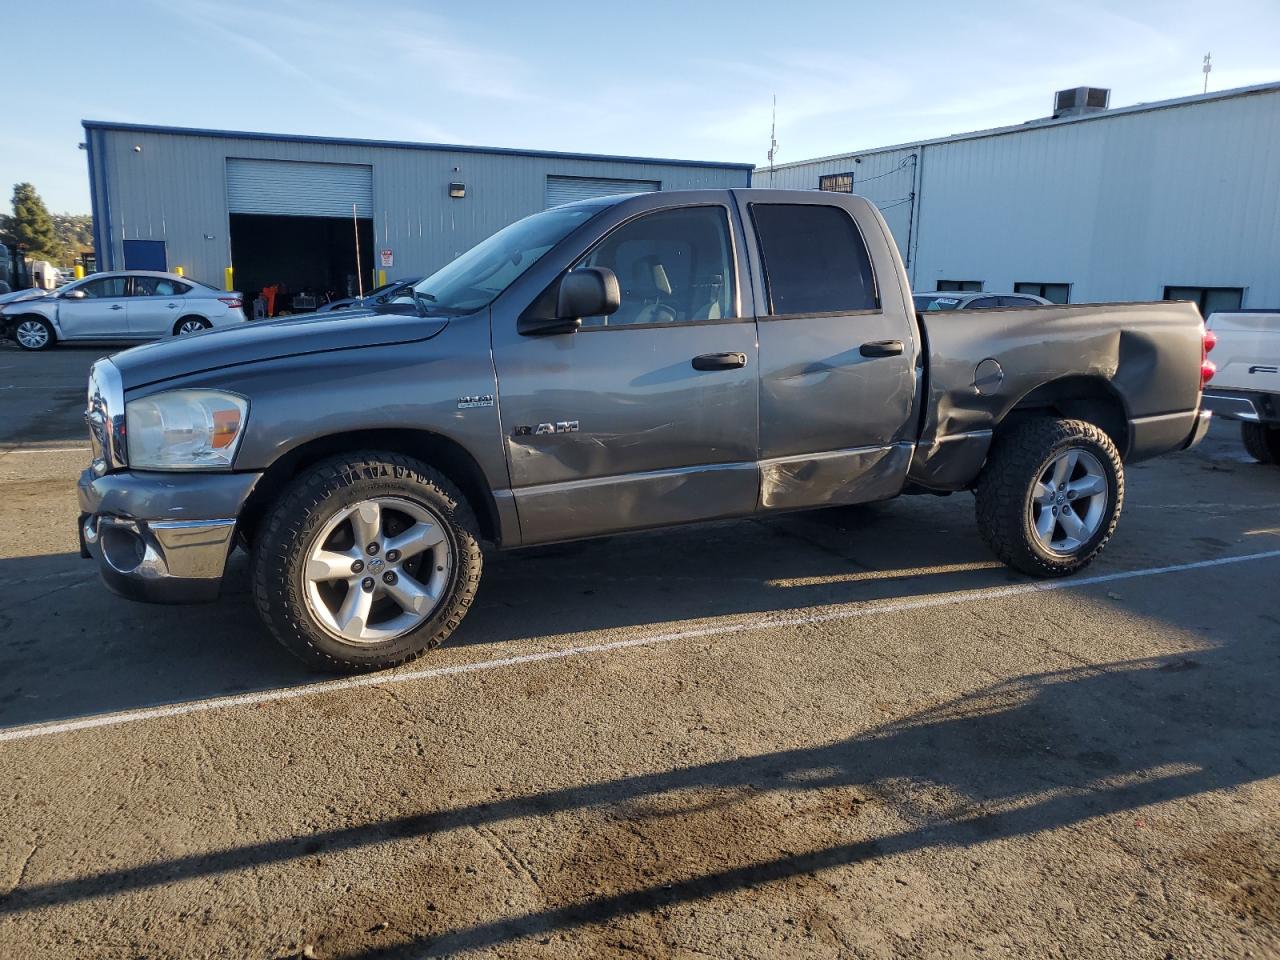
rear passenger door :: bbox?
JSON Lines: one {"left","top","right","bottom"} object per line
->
{"left": 128, "top": 276, "right": 191, "bottom": 336}
{"left": 736, "top": 194, "right": 918, "bottom": 510}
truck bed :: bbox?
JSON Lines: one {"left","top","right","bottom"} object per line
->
{"left": 907, "top": 300, "right": 1206, "bottom": 490}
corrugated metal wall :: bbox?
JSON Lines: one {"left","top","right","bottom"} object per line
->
{"left": 86, "top": 126, "right": 751, "bottom": 286}
{"left": 756, "top": 85, "right": 1280, "bottom": 307}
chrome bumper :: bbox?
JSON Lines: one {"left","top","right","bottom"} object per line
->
{"left": 1201, "top": 390, "right": 1275, "bottom": 424}
{"left": 1181, "top": 408, "right": 1213, "bottom": 451}
{"left": 77, "top": 468, "right": 260, "bottom": 604}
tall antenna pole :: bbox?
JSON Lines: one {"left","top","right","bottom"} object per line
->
{"left": 353, "top": 202, "right": 364, "bottom": 300}
{"left": 1202, "top": 52, "right": 1212, "bottom": 94}
{"left": 767, "top": 94, "right": 779, "bottom": 186}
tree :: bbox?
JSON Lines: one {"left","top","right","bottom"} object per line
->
{"left": 6, "top": 183, "right": 60, "bottom": 262}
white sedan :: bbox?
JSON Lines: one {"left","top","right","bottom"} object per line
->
{"left": 2, "top": 272, "right": 247, "bottom": 351}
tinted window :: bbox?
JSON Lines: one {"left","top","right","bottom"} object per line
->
{"left": 966, "top": 296, "right": 1000, "bottom": 308}
{"left": 78, "top": 277, "right": 127, "bottom": 299}
{"left": 133, "top": 277, "right": 189, "bottom": 297}
{"left": 1164, "top": 285, "right": 1244, "bottom": 317}
{"left": 998, "top": 296, "right": 1039, "bottom": 307}
{"left": 574, "top": 206, "right": 734, "bottom": 327}
{"left": 937, "top": 280, "right": 983, "bottom": 292}
{"left": 751, "top": 204, "right": 876, "bottom": 315}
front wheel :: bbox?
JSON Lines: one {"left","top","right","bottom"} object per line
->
{"left": 14, "top": 318, "right": 56, "bottom": 351}
{"left": 975, "top": 417, "right": 1124, "bottom": 577}
{"left": 252, "top": 452, "right": 483, "bottom": 672}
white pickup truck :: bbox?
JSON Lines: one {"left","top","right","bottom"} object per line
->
{"left": 1202, "top": 311, "right": 1280, "bottom": 464}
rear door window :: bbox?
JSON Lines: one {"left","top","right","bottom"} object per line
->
{"left": 132, "top": 277, "right": 190, "bottom": 297}
{"left": 966, "top": 296, "right": 1000, "bottom": 308}
{"left": 750, "top": 204, "right": 877, "bottom": 315}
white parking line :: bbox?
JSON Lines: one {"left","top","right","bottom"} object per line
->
{"left": 0, "top": 445, "right": 89, "bottom": 456}
{"left": 2, "top": 549, "right": 1278, "bottom": 745}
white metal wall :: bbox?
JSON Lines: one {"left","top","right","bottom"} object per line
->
{"left": 758, "top": 84, "right": 1280, "bottom": 307}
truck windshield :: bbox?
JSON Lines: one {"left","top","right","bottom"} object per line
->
{"left": 409, "top": 202, "right": 609, "bottom": 315}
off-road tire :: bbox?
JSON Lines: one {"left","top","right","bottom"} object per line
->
{"left": 252, "top": 452, "right": 482, "bottom": 672}
{"left": 1241, "top": 422, "right": 1280, "bottom": 465}
{"left": 975, "top": 417, "right": 1124, "bottom": 577}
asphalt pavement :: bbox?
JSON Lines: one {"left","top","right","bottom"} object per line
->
{"left": 0, "top": 342, "right": 1277, "bottom": 959}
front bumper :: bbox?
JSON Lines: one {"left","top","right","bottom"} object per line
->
{"left": 78, "top": 468, "right": 261, "bottom": 604}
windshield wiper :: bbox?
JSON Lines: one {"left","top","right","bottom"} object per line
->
{"left": 412, "top": 290, "right": 437, "bottom": 316}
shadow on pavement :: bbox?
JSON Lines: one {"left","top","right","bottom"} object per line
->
{"left": 0, "top": 505, "right": 1014, "bottom": 731}
{"left": 1, "top": 631, "right": 1276, "bottom": 957}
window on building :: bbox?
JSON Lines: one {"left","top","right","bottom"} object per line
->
{"left": 818, "top": 173, "right": 854, "bottom": 193}
{"left": 1014, "top": 282, "right": 1071, "bottom": 304}
{"left": 574, "top": 206, "right": 735, "bottom": 327}
{"left": 1163, "top": 286, "right": 1244, "bottom": 317}
{"left": 750, "top": 204, "right": 878, "bottom": 315}
{"left": 937, "top": 280, "right": 983, "bottom": 292}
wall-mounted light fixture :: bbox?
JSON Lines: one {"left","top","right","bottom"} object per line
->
{"left": 448, "top": 182, "right": 466, "bottom": 199}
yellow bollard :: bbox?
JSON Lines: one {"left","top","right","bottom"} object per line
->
{"left": 175, "top": 265, "right": 184, "bottom": 277}
{"left": 74, "top": 264, "right": 85, "bottom": 279}
{"left": 378, "top": 269, "right": 387, "bottom": 287}
{"left": 224, "top": 267, "right": 234, "bottom": 291}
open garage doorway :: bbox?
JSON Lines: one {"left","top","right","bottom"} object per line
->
{"left": 225, "top": 158, "right": 376, "bottom": 317}
{"left": 229, "top": 214, "right": 374, "bottom": 317}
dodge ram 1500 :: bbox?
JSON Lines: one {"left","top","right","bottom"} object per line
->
{"left": 79, "top": 189, "right": 1213, "bottom": 671}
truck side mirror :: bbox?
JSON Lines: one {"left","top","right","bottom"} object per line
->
{"left": 518, "top": 267, "right": 620, "bottom": 336}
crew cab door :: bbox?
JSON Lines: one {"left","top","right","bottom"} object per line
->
{"left": 57, "top": 275, "right": 131, "bottom": 338}
{"left": 734, "top": 192, "right": 918, "bottom": 510}
{"left": 492, "top": 201, "right": 759, "bottom": 545}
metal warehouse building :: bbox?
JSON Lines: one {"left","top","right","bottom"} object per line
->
{"left": 82, "top": 121, "right": 752, "bottom": 310}
{"left": 760, "top": 81, "right": 1280, "bottom": 313}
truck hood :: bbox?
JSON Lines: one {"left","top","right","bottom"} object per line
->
{"left": 110, "top": 309, "right": 451, "bottom": 388}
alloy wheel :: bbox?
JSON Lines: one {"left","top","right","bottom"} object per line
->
{"left": 16, "top": 320, "right": 49, "bottom": 349}
{"left": 303, "top": 496, "right": 452, "bottom": 644}
{"left": 1029, "top": 448, "right": 1109, "bottom": 555}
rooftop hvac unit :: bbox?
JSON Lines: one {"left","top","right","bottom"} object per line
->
{"left": 1053, "top": 87, "right": 1110, "bottom": 118}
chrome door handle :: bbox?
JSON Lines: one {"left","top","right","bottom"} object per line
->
{"left": 692, "top": 352, "right": 748, "bottom": 371}
{"left": 859, "top": 340, "right": 904, "bottom": 358}
{"left": 109, "top": 304, "right": 124, "bottom": 311}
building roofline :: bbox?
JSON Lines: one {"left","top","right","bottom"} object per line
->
{"left": 80, "top": 120, "right": 755, "bottom": 172}
{"left": 760, "top": 80, "right": 1280, "bottom": 172}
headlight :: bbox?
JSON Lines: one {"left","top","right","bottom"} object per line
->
{"left": 125, "top": 390, "right": 248, "bottom": 470}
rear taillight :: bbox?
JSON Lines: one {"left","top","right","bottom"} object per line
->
{"left": 218, "top": 297, "right": 243, "bottom": 309}
{"left": 1200, "top": 324, "right": 1216, "bottom": 388}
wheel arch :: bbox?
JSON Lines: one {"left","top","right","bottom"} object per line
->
{"left": 239, "top": 428, "right": 502, "bottom": 549}
{"left": 999, "top": 375, "right": 1130, "bottom": 458}
{"left": 7, "top": 312, "right": 57, "bottom": 345}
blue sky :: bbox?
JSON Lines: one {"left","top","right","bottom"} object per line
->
{"left": 3, "top": 0, "right": 1277, "bottom": 213}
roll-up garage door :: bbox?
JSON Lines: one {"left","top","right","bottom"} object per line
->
{"left": 545, "top": 175, "right": 660, "bottom": 209}
{"left": 226, "top": 159, "right": 373, "bottom": 218}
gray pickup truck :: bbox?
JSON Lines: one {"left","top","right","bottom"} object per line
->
{"left": 79, "top": 189, "right": 1212, "bottom": 671}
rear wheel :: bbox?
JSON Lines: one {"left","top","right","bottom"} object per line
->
{"left": 175, "top": 316, "right": 211, "bottom": 336}
{"left": 14, "top": 318, "right": 55, "bottom": 351}
{"left": 1241, "top": 422, "right": 1280, "bottom": 465}
{"left": 975, "top": 417, "right": 1123, "bottom": 577}
{"left": 252, "top": 452, "right": 483, "bottom": 672}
